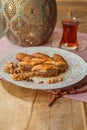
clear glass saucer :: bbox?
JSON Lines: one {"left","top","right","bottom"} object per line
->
{"left": 51, "top": 36, "right": 87, "bottom": 53}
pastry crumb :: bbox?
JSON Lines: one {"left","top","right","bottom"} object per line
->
{"left": 47, "top": 76, "right": 63, "bottom": 84}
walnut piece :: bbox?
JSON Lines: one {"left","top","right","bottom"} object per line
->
{"left": 3, "top": 62, "right": 17, "bottom": 74}
{"left": 47, "top": 76, "right": 63, "bottom": 84}
{"left": 12, "top": 72, "right": 35, "bottom": 81}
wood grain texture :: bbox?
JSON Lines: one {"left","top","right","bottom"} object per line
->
{"left": 0, "top": 80, "right": 86, "bottom": 130}
{"left": 56, "top": 0, "right": 87, "bottom": 33}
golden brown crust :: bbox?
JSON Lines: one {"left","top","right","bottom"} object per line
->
{"left": 32, "top": 52, "right": 50, "bottom": 59}
{"left": 52, "top": 54, "right": 64, "bottom": 60}
{"left": 18, "top": 61, "right": 32, "bottom": 71}
{"left": 31, "top": 64, "right": 59, "bottom": 77}
{"left": 31, "top": 58, "right": 46, "bottom": 62}
{"left": 18, "top": 59, "right": 45, "bottom": 71}
{"left": 52, "top": 54, "right": 67, "bottom": 63}
{"left": 52, "top": 54, "right": 68, "bottom": 68}
{"left": 16, "top": 52, "right": 34, "bottom": 61}
{"left": 18, "top": 59, "right": 45, "bottom": 67}
{"left": 45, "top": 60, "right": 67, "bottom": 72}
{"left": 16, "top": 53, "right": 28, "bottom": 61}
{"left": 31, "top": 64, "right": 58, "bottom": 72}
{"left": 22, "top": 55, "right": 34, "bottom": 61}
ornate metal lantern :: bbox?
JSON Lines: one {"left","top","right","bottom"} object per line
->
{"left": 0, "top": 0, "right": 57, "bottom": 46}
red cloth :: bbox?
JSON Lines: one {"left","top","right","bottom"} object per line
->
{"left": 0, "top": 27, "right": 87, "bottom": 102}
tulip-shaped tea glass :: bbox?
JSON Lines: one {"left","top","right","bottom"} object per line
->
{"left": 60, "top": 18, "right": 79, "bottom": 50}
{"left": 51, "top": 18, "right": 87, "bottom": 52}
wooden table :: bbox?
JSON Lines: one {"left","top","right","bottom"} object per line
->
{"left": 0, "top": 80, "right": 87, "bottom": 130}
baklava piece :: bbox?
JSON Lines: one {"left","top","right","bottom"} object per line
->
{"left": 52, "top": 54, "right": 68, "bottom": 66}
{"left": 16, "top": 52, "right": 34, "bottom": 61}
{"left": 45, "top": 60, "right": 67, "bottom": 72}
{"left": 18, "top": 59, "right": 45, "bottom": 71}
{"left": 31, "top": 64, "right": 59, "bottom": 77}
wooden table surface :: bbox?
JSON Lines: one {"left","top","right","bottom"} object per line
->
{"left": 0, "top": 80, "right": 87, "bottom": 130}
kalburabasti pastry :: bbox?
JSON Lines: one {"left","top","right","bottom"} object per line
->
{"left": 3, "top": 52, "right": 68, "bottom": 84}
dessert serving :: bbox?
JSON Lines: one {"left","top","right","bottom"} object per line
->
{"left": 3, "top": 52, "right": 68, "bottom": 84}
{"left": 0, "top": 47, "right": 86, "bottom": 90}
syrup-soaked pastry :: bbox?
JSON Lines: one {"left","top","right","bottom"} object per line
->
{"left": 45, "top": 60, "right": 67, "bottom": 72}
{"left": 52, "top": 54, "right": 68, "bottom": 65}
{"left": 3, "top": 51, "right": 68, "bottom": 83}
{"left": 18, "top": 59, "right": 45, "bottom": 71}
{"left": 32, "top": 53, "right": 52, "bottom": 62}
{"left": 32, "top": 52, "right": 51, "bottom": 60}
{"left": 16, "top": 52, "right": 34, "bottom": 61}
{"left": 30, "top": 57, "right": 46, "bottom": 62}
{"left": 32, "top": 63, "right": 58, "bottom": 71}
{"left": 31, "top": 64, "right": 59, "bottom": 77}
{"left": 18, "top": 61, "right": 32, "bottom": 71}
{"left": 22, "top": 55, "right": 34, "bottom": 61}
{"left": 52, "top": 54, "right": 68, "bottom": 68}
{"left": 16, "top": 52, "right": 28, "bottom": 61}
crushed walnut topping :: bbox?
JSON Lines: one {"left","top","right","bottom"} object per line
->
{"left": 3, "top": 62, "right": 17, "bottom": 74}
{"left": 47, "top": 76, "right": 63, "bottom": 84}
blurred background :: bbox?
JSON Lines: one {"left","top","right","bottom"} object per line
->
{"left": 0, "top": 0, "right": 87, "bottom": 39}
{"left": 56, "top": 0, "right": 87, "bottom": 33}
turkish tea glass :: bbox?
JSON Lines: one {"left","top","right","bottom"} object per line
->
{"left": 60, "top": 18, "right": 79, "bottom": 50}
{"left": 60, "top": 18, "right": 87, "bottom": 52}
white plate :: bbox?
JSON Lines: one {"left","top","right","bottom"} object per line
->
{"left": 0, "top": 47, "right": 87, "bottom": 90}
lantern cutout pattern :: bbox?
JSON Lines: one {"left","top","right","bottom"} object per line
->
{"left": 0, "top": 0, "right": 57, "bottom": 46}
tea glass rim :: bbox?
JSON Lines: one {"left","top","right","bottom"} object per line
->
{"left": 62, "top": 17, "right": 80, "bottom": 25}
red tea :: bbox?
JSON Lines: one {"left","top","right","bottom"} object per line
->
{"left": 60, "top": 19, "right": 79, "bottom": 50}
